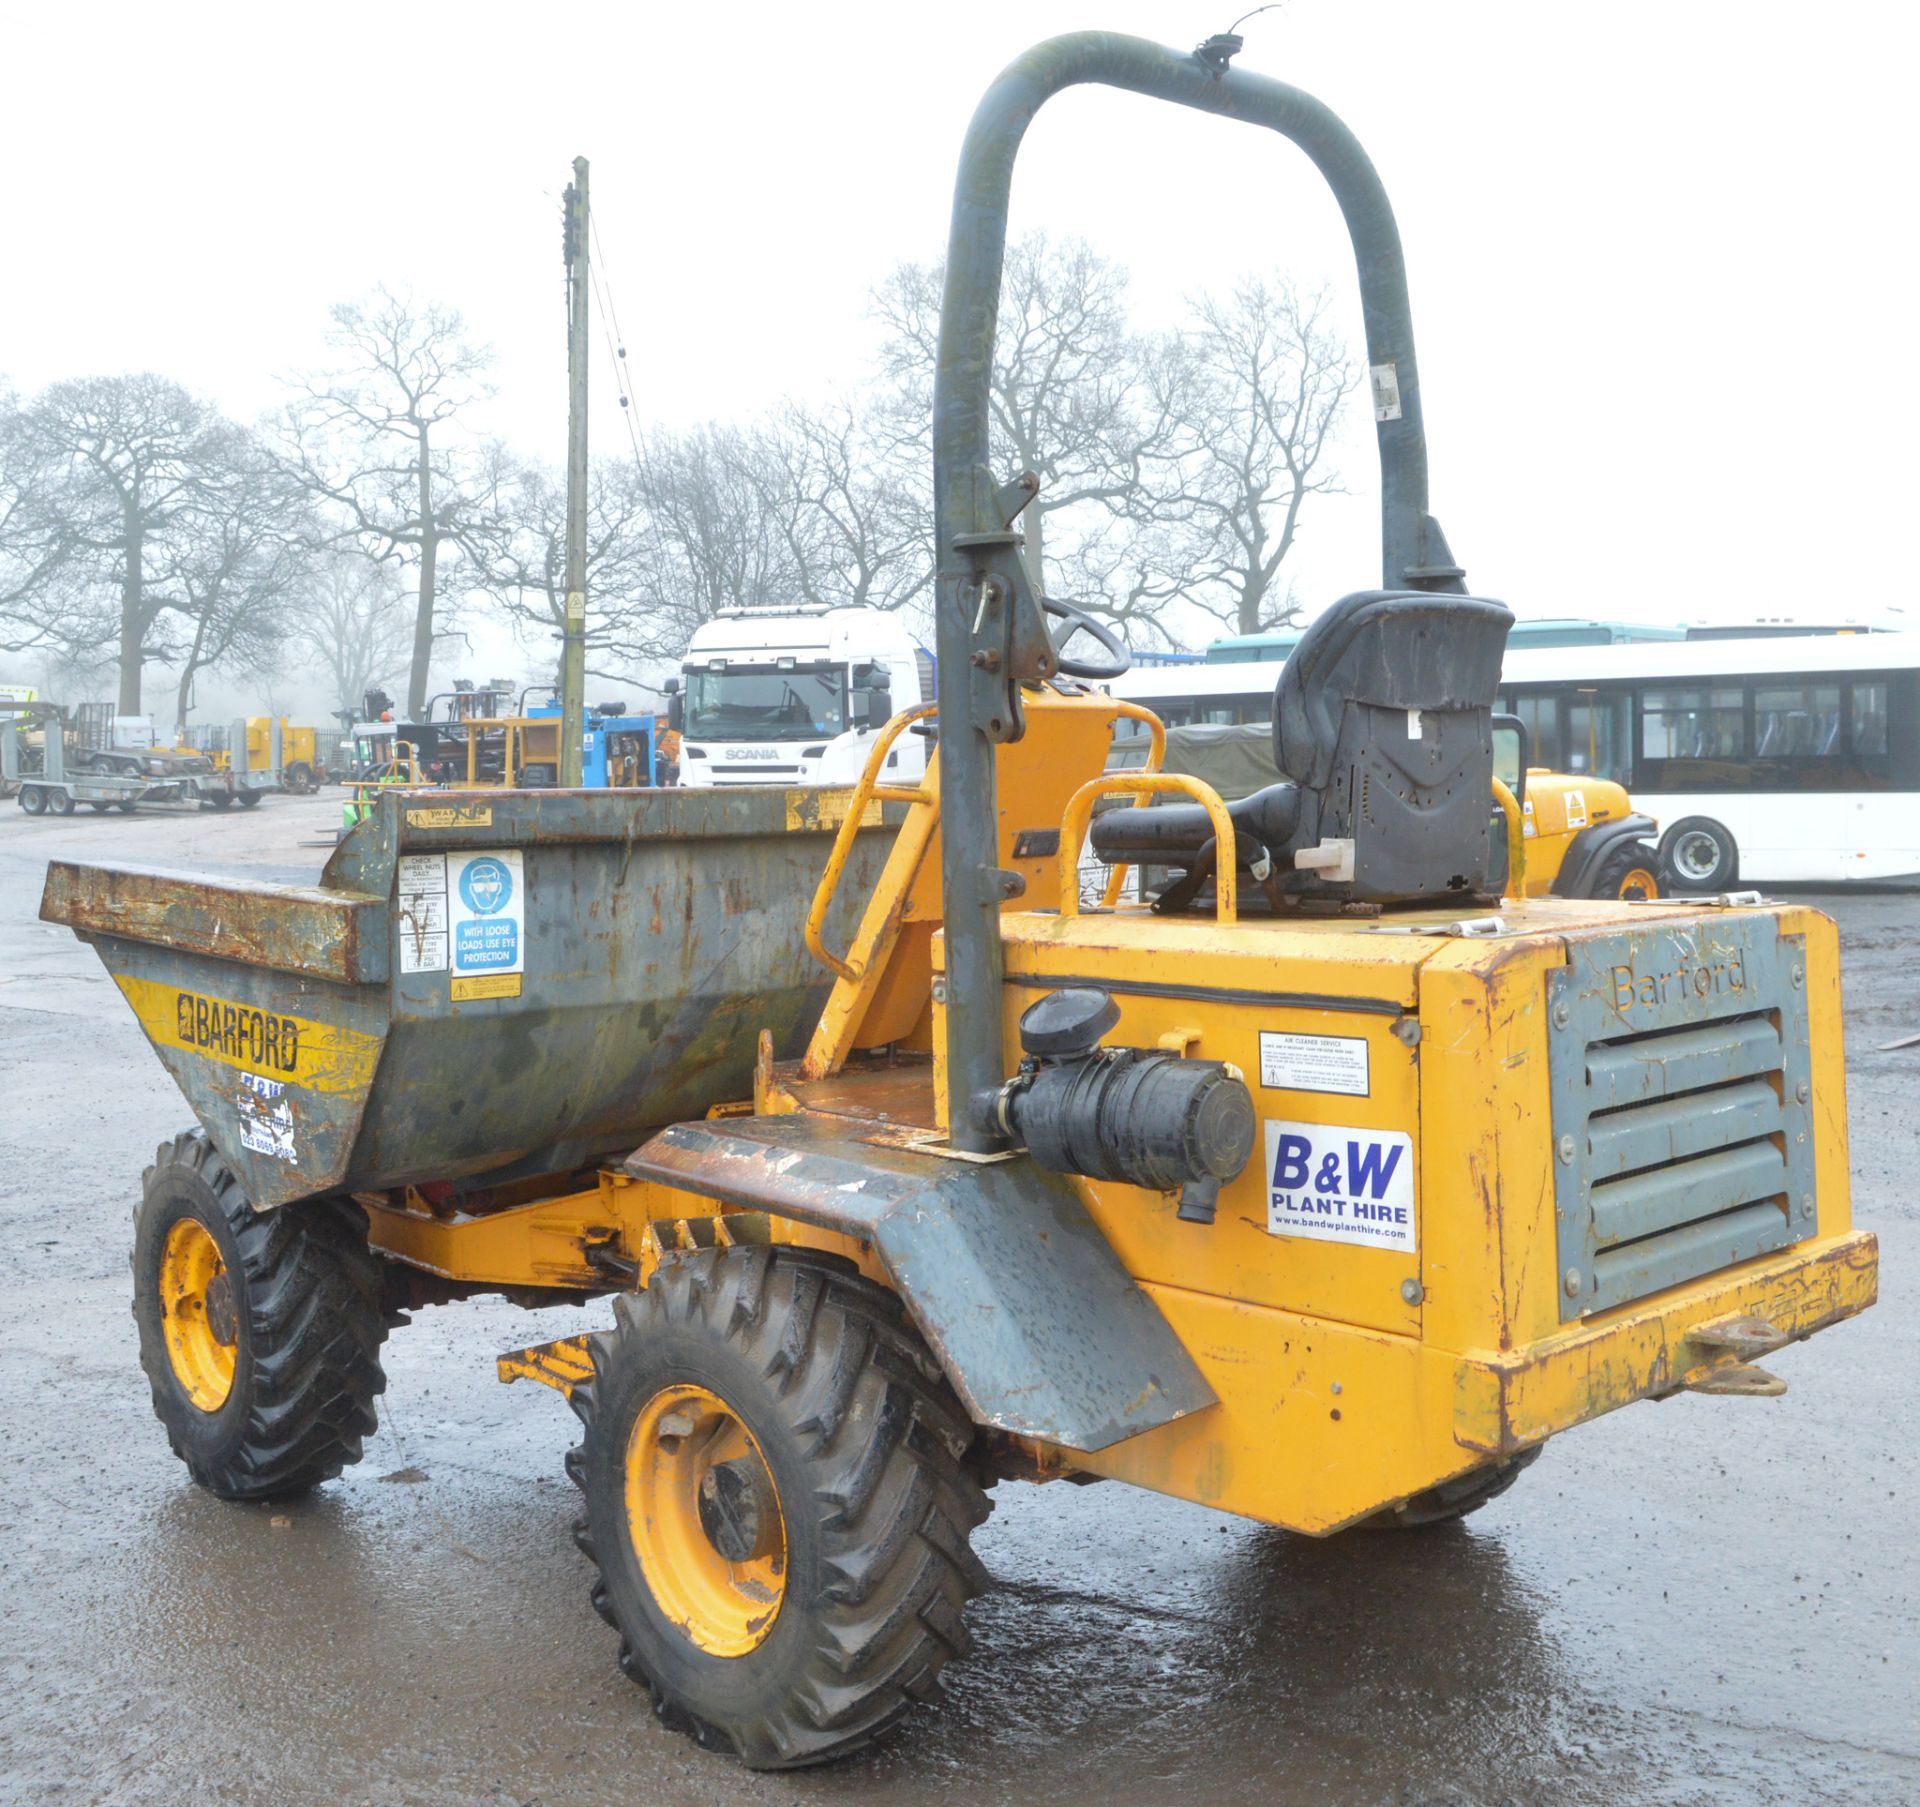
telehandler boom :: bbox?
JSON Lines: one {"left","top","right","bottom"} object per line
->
{"left": 43, "top": 28, "right": 1875, "bottom": 1771}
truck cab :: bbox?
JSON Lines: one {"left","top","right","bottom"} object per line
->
{"left": 672, "top": 605, "right": 932, "bottom": 788}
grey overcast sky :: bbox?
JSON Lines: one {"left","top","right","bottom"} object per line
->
{"left": 3, "top": 0, "right": 1914, "bottom": 658}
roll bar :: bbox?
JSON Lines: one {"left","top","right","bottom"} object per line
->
{"left": 933, "top": 31, "right": 1466, "bottom": 1149}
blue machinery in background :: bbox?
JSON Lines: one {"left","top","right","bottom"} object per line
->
{"left": 526, "top": 701, "right": 657, "bottom": 787}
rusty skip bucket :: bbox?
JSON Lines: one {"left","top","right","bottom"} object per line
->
{"left": 39, "top": 787, "right": 897, "bottom": 1207}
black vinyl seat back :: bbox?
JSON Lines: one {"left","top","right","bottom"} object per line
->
{"left": 1090, "top": 588, "right": 1513, "bottom": 906}
{"left": 1275, "top": 589, "right": 1513, "bottom": 901}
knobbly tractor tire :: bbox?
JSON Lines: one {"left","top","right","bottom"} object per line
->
{"left": 132, "top": 1129, "right": 393, "bottom": 1500}
{"left": 568, "top": 1246, "right": 991, "bottom": 1769}
{"left": 1355, "top": 1445, "right": 1542, "bottom": 1530}
{"left": 1589, "top": 842, "right": 1662, "bottom": 901}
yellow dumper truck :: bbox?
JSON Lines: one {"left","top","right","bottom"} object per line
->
{"left": 40, "top": 30, "right": 1874, "bottom": 1772}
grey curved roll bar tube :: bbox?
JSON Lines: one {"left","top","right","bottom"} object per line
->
{"left": 933, "top": 31, "right": 1467, "bottom": 1151}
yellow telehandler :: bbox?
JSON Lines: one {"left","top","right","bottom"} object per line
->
{"left": 42, "top": 29, "right": 1874, "bottom": 1771}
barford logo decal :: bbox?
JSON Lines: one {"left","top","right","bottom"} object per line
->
{"left": 1609, "top": 952, "right": 1747, "bottom": 1014}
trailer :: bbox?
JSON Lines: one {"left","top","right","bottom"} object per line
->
{"left": 3, "top": 703, "right": 184, "bottom": 815}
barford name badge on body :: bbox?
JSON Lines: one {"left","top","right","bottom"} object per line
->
{"left": 1265, "top": 1119, "right": 1416, "bottom": 1252}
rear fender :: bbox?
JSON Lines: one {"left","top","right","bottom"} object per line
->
{"left": 627, "top": 1115, "right": 1216, "bottom": 1452}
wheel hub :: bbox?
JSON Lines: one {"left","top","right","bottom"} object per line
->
{"left": 204, "top": 1271, "right": 239, "bottom": 1347}
{"left": 698, "top": 1453, "right": 781, "bottom": 1562}
{"left": 625, "top": 1382, "right": 787, "bottom": 1656}
{"left": 158, "top": 1216, "right": 238, "bottom": 1413}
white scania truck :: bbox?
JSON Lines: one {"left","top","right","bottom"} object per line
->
{"left": 668, "top": 605, "right": 934, "bottom": 788}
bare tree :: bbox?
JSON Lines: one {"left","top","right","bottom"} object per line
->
{"left": 872, "top": 233, "right": 1185, "bottom": 618}
{"left": 1162, "top": 280, "right": 1356, "bottom": 635}
{"left": 0, "top": 387, "right": 83, "bottom": 632}
{"left": 158, "top": 429, "right": 308, "bottom": 729}
{"left": 736, "top": 400, "right": 931, "bottom": 618}
{"left": 298, "top": 553, "right": 413, "bottom": 723}
{"left": 618, "top": 424, "right": 800, "bottom": 662}
{"left": 475, "top": 456, "right": 659, "bottom": 680}
{"left": 0, "top": 374, "right": 226, "bottom": 710}
{"left": 278, "top": 290, "right": 500, "bottom": 716}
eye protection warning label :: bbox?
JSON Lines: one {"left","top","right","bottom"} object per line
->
{"left": 448, "top": 849, "right": 525, "bottom": 1001}
{"left": 1265, "top": 1120, "right": 1416, "bottom": 1252}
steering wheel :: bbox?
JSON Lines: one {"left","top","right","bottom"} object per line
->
{"left": 1044, "top": 597, "right": 1131, "bottom": 681}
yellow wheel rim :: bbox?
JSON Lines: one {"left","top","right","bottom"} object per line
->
{"left": 1618, "top": 866, "right": 1660, "bottom": 900}
{"left": 625, "top": 1382, "right": 787, "bottom": 1657}
{"left": 159, "top": 1217, "right": 238, "bottom": 1412}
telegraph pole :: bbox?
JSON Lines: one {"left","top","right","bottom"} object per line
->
{"left": 560, "top": 156, "right": 590, "bottom": 786}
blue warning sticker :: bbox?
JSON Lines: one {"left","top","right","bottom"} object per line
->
{"left": 449, "top": 850, "right": 524, "bottom": 980}
{"left": 1264, "top": 1119, "right": 1416, "bottom": 1252}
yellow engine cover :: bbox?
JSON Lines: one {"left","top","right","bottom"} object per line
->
{"left": 945, "top": 895, "right": 1872, "bottom": 1532}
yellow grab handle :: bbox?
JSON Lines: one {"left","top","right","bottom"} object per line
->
{"left": 1097, "top": 702, "right": 1167, "bottom": 909}
{"left": 803, "top": 705, "right": 939, "bottom": 981}
{"left": 1491, "top": 776, "right": 1525, "bottom": 897}
{"left": 1058, "top": 771, "right": 1239, "bottom": 925}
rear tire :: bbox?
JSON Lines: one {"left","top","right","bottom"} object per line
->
{"left": 132, "top": 1130, "right": 393, "bottom": 1500}
{"left": 283, "top": 760, "right": 314, "bottom": 794}
{"left": 1659, "top": 816, "right": 1738, "bottom": 893}
{"left": 569, "top": 1246, "right": 990, "bottom": 1769}
{"left": 20, "top": 785, "right": 46, "bottom": 815}
{"left": 209, "top": 792, "right": 236, "bottom": 809}
{"left": 238, "top": 790, "right": 263, "bottom": 808}
{"left": 47, "top": 788, "right": 75, "bottom": 816}
{"left": 1355, "top": 1445, "right": 1542, "bottom": 1530}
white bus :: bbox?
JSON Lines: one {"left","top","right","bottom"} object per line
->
{"left": 1110, "top": 629, "right": 1920, "bottom": 885}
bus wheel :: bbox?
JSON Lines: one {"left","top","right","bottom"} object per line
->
{"left": 1592, "top": 843, "right": 1662, "bottom": 901}
{"left": 1659, "top": 817, "right": 1739, "bottom": 893}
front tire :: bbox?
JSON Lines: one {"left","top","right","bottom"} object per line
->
{"left": 569, "top": 1246, "right": 990, "bottom": 1769}
{"left": 132, "top": 1130, "right": 392, "bottom": 1499}
{"left": 1589, "top": 842, "right": 1662, "bottom": 900}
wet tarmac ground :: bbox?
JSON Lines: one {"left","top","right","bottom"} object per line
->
{"left": 1, "top": 796, "right": 1915, "bottom": 1806}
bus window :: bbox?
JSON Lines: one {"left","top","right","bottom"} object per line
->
{"left": 1851, "top": 681, "right": 1889, "bottom": 777}
{"left": 1638, "top": 686, "right": 1746, "bottom": 789}
{"left": 1566, "top": 691, "right": 1630, "bottom": 781}
{"left": 1743, "top": 681, "right": 1846, "bottom": 789}
{"left": 1506, "top": 693, "right": 1562, "bottom": 770}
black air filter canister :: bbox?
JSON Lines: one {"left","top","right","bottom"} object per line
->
{"left": 996, "top": 989, "right": 1256, "bottom": 1223}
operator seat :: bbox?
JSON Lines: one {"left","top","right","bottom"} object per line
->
{"left": 1090, "top": 588, "right": 1515, "bottom": 906}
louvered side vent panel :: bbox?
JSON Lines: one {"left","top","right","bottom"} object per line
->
{"left": 1548, "top": 919, "right": 1816, "bottom": 1322}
